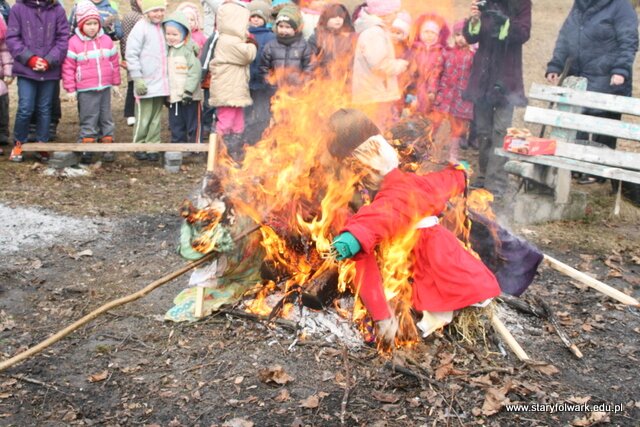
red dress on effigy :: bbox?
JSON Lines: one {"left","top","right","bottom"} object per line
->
{"left": 342, "top": 167, "right": 501, "bottom": 321}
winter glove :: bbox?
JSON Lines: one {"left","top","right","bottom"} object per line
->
{"left": 375, "top": 316, "right": 399, "bottom": 349}
{"left": 182, "top": 91, "right": 193, "bottom": 105}
{"left": 498, "top": 17, "right": 510, "bottom": 41}
{"left": 331, "top": 232, "right": 361, "bottom": 261}
{"left": 451, "top": 160, "right": 470, "bottom": 171}
{"left": 134, "top": 79, "right": 147, "bottom": 96}
{"left": 246, "top": 34, "right": 258, "bottom": 49}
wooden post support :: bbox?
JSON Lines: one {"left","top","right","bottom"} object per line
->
{"left": 194, "top": 133, "right": 218, "bottom": 319}
{"left": 544, "top": 255, "right": 640, "bottom": 307}
{"left": 490, "top": 316, "right": 530, "bottom": 361}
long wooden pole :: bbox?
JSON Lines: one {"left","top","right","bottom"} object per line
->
{"left": 544, "top": 255, "right": 640, "bottom": 307}
{"left": 0, "top": 224, "right": 260, "bottom": 372}
{"left": 194, "top": 134, "right": 219, "bottom": 318}
{"left": 490, "top": 316, "right": 530, "bottom": 361}
{"left": 0, "top": 254, "right": 215, "bottom": 372}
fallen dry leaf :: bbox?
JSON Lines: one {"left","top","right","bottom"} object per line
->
{"left": 234, "top": 376, "right": 244, "bottom": 385}
{"left": 273, "top": 389, "right": 290, "bottom": 403}
{"left": 87, "top": 370, "right": 109, "bottom": 383}
{"left": 435, "top": 362, "right": 453, "bottom": 381}
{"left": 533, "top": 363, "right": 559, "bottom": 376}
{"left": 481, "top": 380, "right": 512, "bottom": 416}
{"left": 572, "top": 411, "right": 610, "bottom": 426}
{"left": 71, "top": 249, "right": 93, "bottom": 260}
{"left": 372, "top": 391, "right": 400, "bottom": 404}
{"left": 0, "top": 311, "right": 16, "bottom": 332}
{"left": 222, "top": 418, "right": 254, "bottom": 427}
{"left": 568, "top": 396, "right": 591, "bottom": 405}
{"left": 299, "top": 394, "right": 320, "bottom": 409}
{"left": 258, "top": 365, "right": 294, "bottom": 386}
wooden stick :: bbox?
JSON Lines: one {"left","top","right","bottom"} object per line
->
{"left": 490, "top": 316, "right": 530, "bottom": 361}
{"left": 0, "top": 253, "right": 215, "bottom": 372}
{"left": 544, "top": 254, "right": 640, "bottom": 307}
{"left": 0, "top": 225, "right": 260, "bottom": 372}
{"left": 195, "top": 134, "right": 218, "bottom": 319}
{"left": 535, "top": 297, "right": 583, "bottom": 359}
{"left": 20, "top": 143, "right": 210, "bottom": 152}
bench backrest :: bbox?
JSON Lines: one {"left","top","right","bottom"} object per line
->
{"left": 524, "top": 80, "right": 640, "bottom": 172}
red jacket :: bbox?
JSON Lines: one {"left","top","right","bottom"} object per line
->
{"left": 435, "top": 46, "right": 475, "bottom": 121}
{"left": 406, "top": 42, "right": 444, "bottom": 114}
{"left": 342, "top": 168, "right": 500, "bottom": 321}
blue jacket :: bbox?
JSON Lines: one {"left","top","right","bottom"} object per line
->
{"left": 249, "top": 25, "right": 275, "bottom": 90}
{"left": 546, "top": 0, "right": 638, "bottom": 97}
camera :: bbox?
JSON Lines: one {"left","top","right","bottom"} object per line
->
{"left": 476, "top": 0, "right": 488, "bottom": 12}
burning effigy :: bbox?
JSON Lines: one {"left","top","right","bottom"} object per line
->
{"left": 165, "top": 68, "right": 543, "bottom": 353}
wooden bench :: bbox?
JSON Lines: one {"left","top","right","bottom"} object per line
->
{"left": 496, "top": 78, "right": 640, "bottom": 224}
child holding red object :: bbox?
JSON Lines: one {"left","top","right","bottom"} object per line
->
{"left": 6, "top": 0, "right": 69, "bottom": 162}
{"left": 434, "top": 20, "right": 475, "bottom": 162}
{"left": 405, "top": 13, "right": 448, "bottom": 116}
{"left": 327, "top": 108, "right": 500, "bottom": 348}
{"left": 62, "top": 1, "right": 121, "bottom": 163}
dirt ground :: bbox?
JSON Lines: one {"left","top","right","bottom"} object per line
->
{"left": 1, "top": 0, "right": 640, "bottom": 426}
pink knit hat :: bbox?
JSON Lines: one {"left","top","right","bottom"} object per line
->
{"left": 367, "top": 0, "right": 401, "bottom": 17}
{"left": 453, "top": 19, "right": 465, "bottom": 34}
{"left": 76, "top": 1, "right": 101, "bottom": 32}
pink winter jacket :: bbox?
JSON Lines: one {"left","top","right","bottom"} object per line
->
{"left": 62, "top": 29, "right": 121, "bottom": 93}
{"left": 0, "top": 17, "right": 12, "bottom": 97}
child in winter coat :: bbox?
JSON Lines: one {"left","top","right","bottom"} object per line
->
{"left": 126, "top": 0, "right": 169, "bottom": 162}
{"left": 260, "top": 5, "right": 313, "bottom": 90}
{"left": 121, "top": 0, "right": 144, "bottom": 126}
{"left": 351, "top": 0, "right": 407, "bottom": 129}
{"left": 435, "top": 20, "right": 475, "bottom": 162}
{"left": 0, "top": 15, "right": 12, "bottom": 154}
{"left": 69, "top": 0, "right": 123, "bottom": 41}
{"left": 390, "top": 11, "right": 411, "bottom": 58}
{"left": 244, "top": 0, "right": 275, "bottom": 146}
{"left": 6, "top": 0, "right": 69, "bottom": 162}
{"left": 176, "top": 2, "right": 206, "bottom": 50}
{"left": 308, "top": 3, "right": 355, "bottom": 80}
{"left": 62, "top": 1, "right": 121, "bottom": 164}
{"left": 327, "top": 108, "right": 500, "bottom": 349}
{"left": 209, "top": 1, "right": 257, "bottom": 162}
{"left": 164, "top": 11, "right": 202, "bottom": 150}
{"left": 406, "top": 13, "right": 448, "bottom": 116}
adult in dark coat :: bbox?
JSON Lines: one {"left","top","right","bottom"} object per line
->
{"left": 462, "top": 0, "right": 531, "bottom": 198}
{"left": 546, "top": 0, "right": 638, "bottom": 201}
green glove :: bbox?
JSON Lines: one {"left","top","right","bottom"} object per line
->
{"left": 331, "top": 232, "right": 362, "bottom": 261}
{"left": 498, "top": 18, "right": 510, "bottom": 41}
{"left": 134, "top": 79, "right": 147, "bottom": 97}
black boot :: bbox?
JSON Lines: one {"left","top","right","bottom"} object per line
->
{"left": 225, "top": 133, "right": 245, "bottom": 163}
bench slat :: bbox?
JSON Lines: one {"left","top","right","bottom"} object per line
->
{"left": 20, "top": 143, "right": 210, "bottom": 152}
{"left": 555, "top": 141, "right": 640, "bottom": 171}
{"left": 495, "top": 149, "right": 640, "bottom": 184}
{"left": 529, "top": 83, "right": 640, "bottom": 116}
{"left": 524, "top": 106, "right": 640, "bottom": 141}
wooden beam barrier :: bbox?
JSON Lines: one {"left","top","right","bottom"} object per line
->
{"left": 20, "top": 143, "right": 210, "bottom": 152}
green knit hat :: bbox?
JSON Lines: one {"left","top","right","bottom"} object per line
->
{"left": 141, "top": 0, "right": 166, "bottom": 14}
{"left": 275, "top": 4, "right": 302, "bottom": 32}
